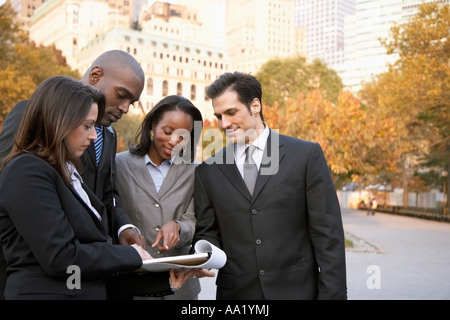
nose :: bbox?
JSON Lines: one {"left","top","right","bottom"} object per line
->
{"left": 220, "top": 116, "right": 231, "bottom": 130}
{"left": 118, "top": 102, "right": 131, "bottom": 114}
{"left": 90, "top": 127, "right": 98, "bottom": 141}
{"left": 169, "top": 135, "right": 181, "bottom": 147}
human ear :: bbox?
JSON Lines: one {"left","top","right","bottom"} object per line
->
{"left": 251, "top": 98, "right": 261, "bottom": 116}
{"left": 89, "top": 67, "right": 104, "bottom": 85}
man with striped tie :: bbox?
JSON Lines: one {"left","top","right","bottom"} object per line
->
{"left": 0, "top": 50, "right": 147, "bottom": 299}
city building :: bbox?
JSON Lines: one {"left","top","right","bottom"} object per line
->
{"left": 25, "top": 0, "right": 231, "bottom": 119}
{"left": 296, "top": 0, "right": 355, "bottom": 69}
{"left": 225, "top": 0, "right": 306, "bottom": 74}
{"left": 341, "top": 0, "right": 449, "bottom": 94}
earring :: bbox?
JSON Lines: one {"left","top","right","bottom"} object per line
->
{"left": 150, "top": 130, "right": 154, "bottom": 141}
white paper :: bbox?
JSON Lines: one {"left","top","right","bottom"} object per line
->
{"left": 140, "top": 240, "right": 227, "bottom": 272}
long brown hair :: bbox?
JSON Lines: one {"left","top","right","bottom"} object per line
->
{"left": 1, "top": 76, "right": 105, "bottom": 183}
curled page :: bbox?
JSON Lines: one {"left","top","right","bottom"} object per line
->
{"left": 140, "top": 240, "right": 227, "bottom": 272}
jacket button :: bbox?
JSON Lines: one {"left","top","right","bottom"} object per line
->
{"left": 256, "top": 239, "right": 262, "bottom": 245}
{"left": 251, "top": 209, "right": 258, "bottom": 215}
{"left": 154, "top": 203, "right": 160, "bottom": 208}
{"left": 155, "top": 226, "right": 161, "bottom": 232}
{"left": 259, "top": 270, "right": 265, "bottom": 276}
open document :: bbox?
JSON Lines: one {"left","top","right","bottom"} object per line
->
{"left": 139, "top": 240, "right": 227, "bottom": 272}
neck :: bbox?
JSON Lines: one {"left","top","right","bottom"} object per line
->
{"left": 247, "top": 121, "right": 266, "bottom": 144}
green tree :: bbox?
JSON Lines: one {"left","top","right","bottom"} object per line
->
{"left": 0, "top": 2, "right": 80, "bottom": 127}
{"left": 255, "top": 56, "right": 343, "bottom": 107}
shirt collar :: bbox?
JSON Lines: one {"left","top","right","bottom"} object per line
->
{"left": 144, "top": 154, "right": 173, "bottom": 168}
{"left": 235, "top": 124, "right": 270, "bottom": 158}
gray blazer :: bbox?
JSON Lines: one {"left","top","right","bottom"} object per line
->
{"left": 115, "top": 151, "right": 200, "bottom": 299}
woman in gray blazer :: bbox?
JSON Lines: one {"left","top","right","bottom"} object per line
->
{"left": 116, "top": 95, "right": 205, "bottom": 299}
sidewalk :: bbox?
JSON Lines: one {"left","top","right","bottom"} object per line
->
{"left": 343, "top": 208, "right": 450, "bottom": 299}
{"left": 198, "top": 208, "right": 450, "bottom": 300}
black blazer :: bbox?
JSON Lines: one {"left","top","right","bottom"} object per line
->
{"left": 0, "top": 154, "right": 142, "bottom": 299}
{"left": 80, "top": 125, "right": 131, "bottom": 242}
{"left": 193, "top": 130, "right": 347, "bottom": 300}
{"left": 0, "top": 101, "right": 172, "bottom": 300}
{"left": 0, "top": 100, "right": 132, "bottom": 243}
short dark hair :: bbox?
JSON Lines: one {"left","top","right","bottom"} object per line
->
{"left": 206, "top": 72, "right": 264, "bottom": 121}
{"left": 130, "top": 95, "right": 203, "bottom": 162}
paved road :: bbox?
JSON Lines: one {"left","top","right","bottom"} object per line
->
{"left": 198, "top": 208, "right": 450, "bottom": 300}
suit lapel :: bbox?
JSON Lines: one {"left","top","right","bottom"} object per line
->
{"left": 158, "top": 160, "right": 183, "bottom": 196}
{"left": 127, "top": 153, "right": 160, "bottom": 202}
{"left": 97, "top": 126, "right": 113, "bottom": 171}
{"left": 86, "top": 125, "right": 111, "bottom": 169}
{"left": 252, "top": 130, "right": 285, "bottom": 201}
{"left": 81, "top": 183, "right": 109, "bottom": 232}
{"left": 86, "top": 143, "right": 96, "bottom": 167}
{"left": 216, "top": 144, "right": 253, "bottom": 202}
{"left": 67, "top": 182, "right": 108, "bottom": 235}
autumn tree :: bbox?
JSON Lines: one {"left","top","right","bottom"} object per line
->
{"left": 0, "top": 2, "right": 80, "bottom": 127}
{"left": 360, "top": 2, "right": 450, "bottom": 208}
{"left": 266, "top": 89, "right": 400, "bottom": 188}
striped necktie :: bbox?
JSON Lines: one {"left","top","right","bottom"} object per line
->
{"left": 94, "top": 125, "right": 103, "bottom": 166}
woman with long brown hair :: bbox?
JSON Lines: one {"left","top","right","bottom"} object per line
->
{"left": 0, "top": 76, "right": 193, "bottom": 299}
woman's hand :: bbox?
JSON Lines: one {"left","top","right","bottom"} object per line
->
{"left": 152, "top": 221, "right": 181, "bottom": 252}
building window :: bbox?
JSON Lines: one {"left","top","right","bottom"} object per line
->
{"left": 177, "top": 83, "right": 182, "bottom": 95}
{"left": 162, "top": 81, "right": 169, "bottom": 97}
{"left": 147, "top": 78, "right": 153, "bottom": 95}
{"left": 190, "top": 85, "right": 196, "bottom": 100}
{"left": 66, "top": 4, "right": 79, "bottom": 24}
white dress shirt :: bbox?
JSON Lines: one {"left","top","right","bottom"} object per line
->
{"left": 67, "top": 162, "right": 102, "bottom": 221}
{"left": 67, "top": 162, "right": 141, "bottom": 237}
{"left": 235, "top": 124, "right": 270, "bottom": 178}
{"left": 144, "top": 154, "right": 173, "bottom": 193}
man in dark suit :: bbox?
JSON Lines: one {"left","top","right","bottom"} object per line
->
{"left": 0, "top": 50, "right": 146, "bottom": 298}
{"left": 193, "top": 72, "right": 347, "bottom": 300}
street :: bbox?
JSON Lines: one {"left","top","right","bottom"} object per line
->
{"left": 198, "top": 208, "right": 450, "bottom": 300}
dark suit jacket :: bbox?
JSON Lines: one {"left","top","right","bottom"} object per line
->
{"left": 0, "top": 100, "right": 165, "bottom": 299}
{"left": 193, "top": 130, "right": 347, "bottom": 300}
{"left": 0, "top": 100, "right": 131, "bottom": 242}
{"left": 0, "top": 154, "right": 143, "bottom": 299}
{"left": 80, "top": 125, "right": 132, "bottom": 242}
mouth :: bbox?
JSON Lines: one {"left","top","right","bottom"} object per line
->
{"left": 163, "top": 146, "right": 173, "bottom": 155}
{"left": 225, "top": 128, "right": 239, "bottom": 136}
{"left": 110, "top": 113, "right": 122, "bottom": 122}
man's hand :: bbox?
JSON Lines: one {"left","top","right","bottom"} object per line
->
{"left": 119, "top": 228, "right": 147, "bottom": 248}
{"left": 194, "top": 268, "right": 216, "bottom": 278}
{"left": 152, "top": 221, "right": 181, "bottom": 252}
{"left": 131, "top": 244, "right": 153, "bottom": 260}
